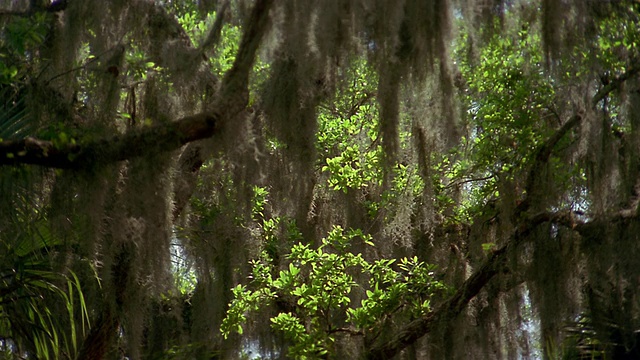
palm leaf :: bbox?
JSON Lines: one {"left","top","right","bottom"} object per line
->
{"left": 0, "top": 85, "right": 34, "bottom": 140}
{"left": 0, "top": 227, "right": 91, "bottom": 360}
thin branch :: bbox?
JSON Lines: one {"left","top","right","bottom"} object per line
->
{"left": 592, "top": 61, "right": 640, "bottom": 106}
{"left": 445, "top": 174, "right": 496, "bottom": 189}
{"left": 329, "top": 327, "right": 364, "bottom": 336}
{"left": 45, "top": 46, "right": 121, "bottom": 85}
{"left": 198, "top": 1, "right": 230, "bottom": 54}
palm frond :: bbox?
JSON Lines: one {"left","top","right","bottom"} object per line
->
{"left": 0, "top": 229, "right": 91, "bottom": 360}
{"left": 0, "top": 85, "right": 34, "bottom": 140}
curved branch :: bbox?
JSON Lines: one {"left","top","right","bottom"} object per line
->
{"left": 365, "top": 211, "right": 574, "bottom": 360}
{"left": 219, "top": 0, "right": 273, "bottom": 101}
{"left": 0, "top": 0, "right": 274, "bottom": 170}
{"left": 366, "top": 61, "right": 640, "bottom": 359}
{"left": 592, "top": 61, "right": 640, "bottom": 106}
{"left": 517, "top": 61, "right": 640, "bottom": 216}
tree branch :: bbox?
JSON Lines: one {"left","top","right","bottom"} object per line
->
{"left": 198, "top": 1, "right": 230, "bottom": 54}
{"left": 0, "top": 0, "right": 274, "bottom": 170}
{"left": 0, "top": 112, "right": 217, "bottom": 169}
{"left": 219, "top": 0, "right": 273, "bottom": 102}
{"left": 365, "top": 61, "right": 640, "bottom": 359}
{"left": 517, "top": 61, "right": 640, "bottom": 216}
{"left": 365, "top": 211, "right": 573, "bottom": 360}
{"left": 516, "top": 113, "right": 582, "bottom": 215}
{"left": 170, "top": 0, "right": 273, "bottom": 220}
{"left": 365, "top": 65, "right": 640, "bottom": 359}
{"left": 592, "top": 61, "right": 640, "bottom": 106}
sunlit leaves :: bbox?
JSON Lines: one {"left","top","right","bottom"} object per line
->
{"left": 322, "top": 144, "right": 381, "bottom": 192}
{"left": 462, "top": 25, "right": 554, "bottom": 171}
{"left": 435, "top": 20, "right": 559, "bottom": 218}
{"left": 349, "top": 256, "right": 446, "bottom": 329}
{"left": 210, "top": 23, "right": 242, "bottom": 77}
{"left": 317, "top": 59, "right": 382, "bottom": 194}
{"left": 221, "top": 226, "right": 446, "bottom": 359}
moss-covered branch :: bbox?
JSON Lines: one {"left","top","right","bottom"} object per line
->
{"left": 365, "top": 62, "right": 640, "bottom": 359}
{"left": 364, "top": 211, "right": 574, "bottom": 360}
{"left": 0, "top": 0, "right": 273, "bottom": 170}
{"left": 0, "top": 112, "right": 217, "bottom": 169}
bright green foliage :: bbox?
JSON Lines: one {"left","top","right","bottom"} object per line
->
{"left": 323, "top": 144, "right": 380, "bottom": 192}
{"left": 221, "top": 226, "right": 446, "bottom": 359}
{"left": 318, "top": 59, "right": 382, "bottom": 194}
{"left": 463, "top": 25, "right": 553, "bottom": 181}
{"left": 348, "top": 256, "right": 445, "bottom": 329}
{"left": 435, "top": 22, "right": 558, "bottom": 220}
{"left": 316, "top": 58, "right": 425, "bottom": 224}
{"left": 211, "top": 25, "right": 242, "bottom": 77}
{"left": 317, "top": 60, "right": 378, "bottom": 155}
{"left": 251, "top": 185, "right": 269, "bottom": 219}
{"left": 178, "top": 10, "right": 215, "bottom": 47}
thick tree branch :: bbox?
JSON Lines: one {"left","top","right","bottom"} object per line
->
{"left": 0, "top": 112, "right": 217, "bottom": 169}
{"left": 366, "top": 61, "right": 640, "bottom": 360}
{"left": 365, "top": 211, "right": 573, "bottom": 360}
{"left": 219, "top": 0, "right": 273, "bottom": 102}
{"left": 0, "top": 0, "right": 273, "bottom": 170}
{"left": 170, "top": 0, "right": 273, "bottom": 220}
{"left": 517, "top": 61, "right": 640, "bottom": 216}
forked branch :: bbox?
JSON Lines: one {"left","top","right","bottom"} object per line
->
{"left": 0, "top": 0, "right": 274, "bottom": 170}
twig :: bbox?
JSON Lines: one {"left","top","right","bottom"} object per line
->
{"left": 444, "top": 174, "right": 496, "bottom": 189}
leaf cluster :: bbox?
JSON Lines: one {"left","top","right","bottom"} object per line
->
{"left": 221, "top": 226, "right": 447, "bottom": 359}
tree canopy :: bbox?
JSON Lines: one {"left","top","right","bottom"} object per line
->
{"left": 0, "top": 0, "right": 639, "bottom": 359}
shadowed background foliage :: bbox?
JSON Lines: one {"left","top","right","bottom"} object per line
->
{"left": 0, "top": 0, "right": 639, "bottom": 359}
